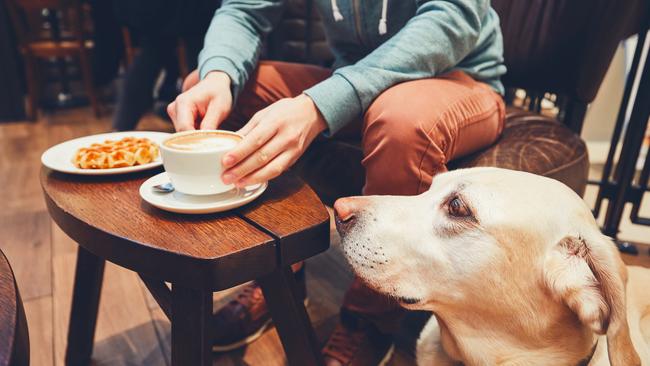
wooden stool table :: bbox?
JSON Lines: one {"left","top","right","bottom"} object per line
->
{"left": 41, "top": 168, "right": 330, "bottom": 366}
{"left": 0, "top": 248, "right": 29, "bottom": 366}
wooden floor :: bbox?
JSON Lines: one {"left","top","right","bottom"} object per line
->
{"left": 1, "top": 107, "right": 649, "bottom": 366}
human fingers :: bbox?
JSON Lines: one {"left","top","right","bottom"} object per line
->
{"left": 173, "top": 95, "right": 198, "bottom": 131}
{"left": 166, "top": 101, "right": 177, "bottom": 121}
{"left": 221, "top": 120, "right": 276, "bottom": 169}
{"left": 237, "top": 110, "right": 265, "bottom": 136}
{"left": 234, "top": 151, "right": 294, "bottom": 187}
{"left": 221, "top": 133, "right": 288, "bottom": 184}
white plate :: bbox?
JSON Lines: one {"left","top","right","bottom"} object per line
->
{"left": 139, "top": 172, "right": 267, "bottom": 214}
{"left": 41, "top": 131, "right": 171, "bottom": 175}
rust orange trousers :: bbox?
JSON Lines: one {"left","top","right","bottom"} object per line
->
{"left": 223, "top": 61, "right": 505, "bottom": 332}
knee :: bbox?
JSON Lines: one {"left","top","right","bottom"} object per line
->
{"left": 361, "top": 84, "right": 449, "bottom": 195}
{"left": 363, "top": 112, "right": 420, "bottom": 157}
{"left": 363, "top": 85, "right": 448, "bottom": 161}
{"left": 364, "top": 88, "right": 418, "bottom": 153}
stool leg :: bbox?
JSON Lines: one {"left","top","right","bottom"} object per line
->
{"left": 171, "top": 284, "right": 212, "bottom": 366}
{"left": 258, "top": 266, "right": 323, "bottom": 366}
{"left": 65, "top": 247, "right": 105, "bottom": 366}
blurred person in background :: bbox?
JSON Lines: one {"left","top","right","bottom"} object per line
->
{"left": 111, "top": 0, "right": 220, "bottom": 131}
{"left": 88, "top": 0, "right": 123, "bottom": 90}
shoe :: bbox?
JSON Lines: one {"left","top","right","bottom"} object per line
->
{"left": 212, "top": 267, "right": 307, "bottom": 352}
{"left": 322, "top": 309, "right": 395, "bottom": 366}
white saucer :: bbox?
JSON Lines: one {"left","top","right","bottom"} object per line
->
{"left": 139, "top": 172, "right": 267, "bottom": 214}
{"left": 41, "top": 131, "right": 170, "bottom": 175}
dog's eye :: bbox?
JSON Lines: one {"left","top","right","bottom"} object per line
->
{"left": 448, "top": 197, "right": 471, "bottom": 217}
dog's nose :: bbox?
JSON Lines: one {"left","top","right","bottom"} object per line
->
{"left": 334, "top": 197, "right": 357, "bottom": 221}
{"left": 334, "top": 197, "right": 365, "bottom": 234}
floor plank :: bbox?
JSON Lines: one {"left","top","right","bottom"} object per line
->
{"left": 148, "top": 308, "right": 171, "bottom": 366}
{"left": 53, "top": 249, "right": 167, "bottom": 366}
{"left": 93, "top": 262, "right": 167, "bottom": 366}
{"left": 0, "top": 211, "right": 52, "bottom": 300}
{"left": 23, "top": 296, "right": 54, "bottom": 366}
{"left": 51, "top": 220, "right": 77, "bottom": 257}
{"left": 0, "top": 123, "right": 50, "bottom": 213}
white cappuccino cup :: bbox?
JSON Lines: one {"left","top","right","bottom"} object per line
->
{"left": 160, "top": 130, "right": 242, "bottom": 195}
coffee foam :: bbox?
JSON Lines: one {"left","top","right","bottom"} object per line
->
{"left": 164, "top": 132, "right": 240, "bottom": 151}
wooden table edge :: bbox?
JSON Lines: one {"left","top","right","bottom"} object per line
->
{"left": 40, "top": 167, "right": 332, "bottom": 289}
{"left": 0, "top": 250, "right": 29, "bottom": 366}
{"left": 42, "top": 190, "right": 278, "bottom": 290}
{"left": 234, "top": 174, "right": 332, "bottom": 266}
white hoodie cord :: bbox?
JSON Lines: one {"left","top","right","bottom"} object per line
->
{"left": 378, "top": 0, "right": 388, "bottom": 34}
{"left": 331, "top": 0, "right": 343, "bottom": 21}
{"left": 331, "top": 0, "right": 388, "bottom": 34}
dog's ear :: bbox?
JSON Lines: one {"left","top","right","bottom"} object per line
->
{"left": 543, "top": 233, "right": 640, "bottom": 366}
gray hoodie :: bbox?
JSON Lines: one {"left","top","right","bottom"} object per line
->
{"left": 199, "top": 0, "right": 506, "bottom": 135}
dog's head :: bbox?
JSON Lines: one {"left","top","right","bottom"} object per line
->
{"left": 335, "top": 167, "right": 639, "bottom": 365}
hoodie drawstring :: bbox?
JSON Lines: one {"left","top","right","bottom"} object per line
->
{"left": 378, "top": 0, "right": 388, "bottom": 35}
{"left": 331, "top": 0, "right": 343, "bottom": 21}
{"left": 331, "top": 0, "right": 388, "bottom": 35}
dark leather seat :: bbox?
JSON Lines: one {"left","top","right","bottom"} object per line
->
{"left": 268, "top": 0, "right": 649, "bottom": 203}
{"left": 450, "top": 108, "right": 588, "bottom": 195}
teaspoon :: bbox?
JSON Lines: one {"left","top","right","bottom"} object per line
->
{"left": 152, "top": 182, "right": 174, "bottom": 193}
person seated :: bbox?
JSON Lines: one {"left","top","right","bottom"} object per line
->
{"left": 168, "top": 0, "right": 506, "bottom": 364}
{"left": 111, "top": 0, "right": 219, "bottom": 131}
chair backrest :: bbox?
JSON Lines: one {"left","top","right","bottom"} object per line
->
{"left": 492, "top": 0, "right": 649, "bottom": 106}
{"left": 267, "top": 0, "right": 333, "bottom": 65}
{"left": 6, "top": 0, "right": 85, "bottom": 46}
{"left": 12, "top": 0, "right": 71, "bottom": 11}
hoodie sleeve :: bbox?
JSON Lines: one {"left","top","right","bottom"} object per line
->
{"left": 304, "top": 0, "right": 490, "bottom": 136}
{"left": 198, "top": 0, "right": 285, "bottom": 100}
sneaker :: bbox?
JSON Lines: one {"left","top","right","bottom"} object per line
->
{"left": 322, "top": 310, "right": 395, "bottom": 366}
{"left": 211, "top": 267, "right": 307, "bottom": 352}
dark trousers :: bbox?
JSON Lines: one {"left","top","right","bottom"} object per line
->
{"left": 112, "top": 34, "right": 202, "bottom": 131}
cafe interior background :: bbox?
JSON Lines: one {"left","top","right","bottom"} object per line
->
{"left": 0, "top": 1, "right": 649, "bottom": 365}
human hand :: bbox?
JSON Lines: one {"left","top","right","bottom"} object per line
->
{"left": 167, "top": 71, "right": 233, "bottom": 131}
{"left": 221, "top": 94, "right": 328, "bottom": 187}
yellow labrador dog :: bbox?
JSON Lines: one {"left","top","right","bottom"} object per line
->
{"left": 333, "top": 167, "right": 650, "bottom": 365}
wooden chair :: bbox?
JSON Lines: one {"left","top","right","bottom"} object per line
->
{"left": 5, "top": 0, "right": 101, "bottom": 120}
{"left": 0, "top": 249, "right": 30, "bottom": 366}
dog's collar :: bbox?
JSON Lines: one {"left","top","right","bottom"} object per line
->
{"left": 576, "top": 342, "right": 598, "bottom": 366}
